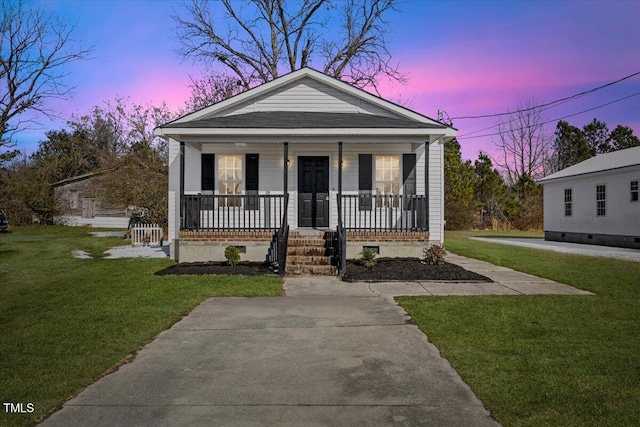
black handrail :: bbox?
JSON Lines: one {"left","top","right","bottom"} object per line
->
{"left": 276, "top": 194, "right": 289, "bottom": 277}
{"left": 266, "top": 193, "right": 289, "bottom": 277}
{"left": 339, "top": 194, "right": 427, "bottom": 231}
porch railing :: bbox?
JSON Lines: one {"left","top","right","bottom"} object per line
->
{"left": 182, "top": 194, "right": 286, "bottom": 231}
{"left": 339, "top": 194, "right": 428, "bottom": 231}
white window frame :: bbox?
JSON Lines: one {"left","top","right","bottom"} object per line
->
{"left": 596, "top": 184, "right": 606, "bottom": 217}
{"left": 564, "top": 188, "right": 572, "bottom": 217}
{"left": 218, "top": 155, "right": 243, "bottom": 207}
{"left": 631, "top": 180, "right": 639, "bottom": 202}
{"left": 374, "top": 155, "right": 400, "bottom": 207}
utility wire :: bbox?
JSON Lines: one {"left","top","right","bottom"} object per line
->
{"left": 458, "top": 95, "right": 585, "bottom": 138}
{"left": 451, "top": 70, "right": 640, "bottom": 121}
{"left": 457, "top": 91, "right": 640, "bottom": 141}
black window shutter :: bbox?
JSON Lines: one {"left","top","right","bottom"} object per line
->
{"left": 201, "top": 154, "right": 215, "bottom": 191}
{"left": 358, "top": 154, "right": 372, "bottom": 211}
{"left": 246, "top": 153, "right": 259, "bottom": 210}
{"left": 402, "top": 153, "right": 416, "bottom": 210}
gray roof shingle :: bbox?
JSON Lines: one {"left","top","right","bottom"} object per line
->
{"left": 164, "top": 111, "right": 444, "bottom": 129}
{"left": 538, "top": 146, "right": 640, "bottom": 183}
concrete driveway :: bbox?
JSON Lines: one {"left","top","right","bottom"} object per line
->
{"left": 42, "top": 252, "right": 594, "bottom": 426}
{"left": 44, "top": 291, "right": 498, "bottom": 426}
{"left": 469, "top": 237, "right": 640, "bottom": 262}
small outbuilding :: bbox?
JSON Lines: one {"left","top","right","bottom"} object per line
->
{"left": 538, "top": 146, "right": 640, "bottom": 249}
{"left": 52, "top": 171, "right": 129, "bottom": 228}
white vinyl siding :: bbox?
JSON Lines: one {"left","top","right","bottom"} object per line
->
{"left": 219, "top": 78, "right": 398, "bottom": 118}
{"left": 542, "top": 166, "right": 640, "bottom": 236}
{"left": 168, "top": 138, "right": 181, "bottom": 247}
{"left": 428, "top": 140, "right": 444, "bottom": 243}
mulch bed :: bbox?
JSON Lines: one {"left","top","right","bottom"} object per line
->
{"left": 155, "top": 258, "right": 492, "bottom": 282}
{"left": 155, "top": 261, "right": 279, "bottom": 276}
{"left": 341, "top": 258, "right": 492, "bottom": 282}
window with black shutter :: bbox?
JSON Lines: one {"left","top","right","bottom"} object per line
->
{"left": 201, "top": 154, "right": 215, "bottom": 209}
{"left": 246, "top": 154, "right": 259, "bottom": 210}
{"left": 201, "top": 154, "right": 215, "bottom": 191}
{"left": 402, "top": 153, "right": 416, "bottom": 210}
{"left": 358, "top": 154, "right": 372, "bottom": 211}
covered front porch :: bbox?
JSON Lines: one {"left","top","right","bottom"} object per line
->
{"left": 171, "top": 140, "right": 437, "bottom": 274}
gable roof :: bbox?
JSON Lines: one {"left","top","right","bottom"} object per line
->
{"left": 538, "top": 146, "right": 640, "bottom": 183}
{"left": 156, "top": 67, "right": 455, "bottom": 140}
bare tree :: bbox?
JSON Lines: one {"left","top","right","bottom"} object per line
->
{"left": 173, "top": 0, "right": 404, "bottom": 93}
{"left": 179, "top": 73, "right": 244, "bottom": 115}
{"left": 0, "top": 0, "right": 91, "bottom": 152}
{"left": 491, "top": 97, "right": 551, "bottom": 184}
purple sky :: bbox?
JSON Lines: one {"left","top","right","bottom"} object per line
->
{"left": 13, "top": 0, "right": 640, "bottom": 161}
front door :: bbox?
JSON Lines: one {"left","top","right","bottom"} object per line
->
{"left": 298, "top": 156, "right": 330, "bottom": 228}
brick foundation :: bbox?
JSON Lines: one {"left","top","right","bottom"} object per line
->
{"left": 346, "top": 231, "right": 430, "bottom": 242}
{"left": 179, "top": 231, "right": 274, "bottom": 242}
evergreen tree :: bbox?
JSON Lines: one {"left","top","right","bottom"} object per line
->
{"left": 443, "top": 139, "right": 475, "bottom": 229}
{"left": 609, "top": 125, "right": 640, "bottom": 151}
{"left": 473, "top": 152, "right": 507, "bottom": 226}
{"left": 582, "top": 118, "right": 610, "bottom": 154}
{"left": 553, "top": 120, "right": 590, "bottom": 170}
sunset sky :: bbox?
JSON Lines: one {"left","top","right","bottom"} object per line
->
{"left": 13, "top": 0, "right": 640, "bottom": 161}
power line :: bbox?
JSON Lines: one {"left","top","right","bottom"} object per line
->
{"left": 457, "top": 94, "right": 584, "bottom": 138}
{"left": 457, "top": 91, "right": 640, "bottom": 141}
{"left": 451, "top": 70, "right": 640, "bottom": 121}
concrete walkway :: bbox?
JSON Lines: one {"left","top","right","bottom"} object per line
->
{"left": 43, "top": 255, "right": 590, "bottom": 426}
{"left": 286, "top": 254, "right": 592, "bottom": 299}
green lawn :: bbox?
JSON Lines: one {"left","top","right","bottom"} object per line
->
{"left": 397, "top": 230, "right": 640, "bottom": 427}
{"left": 0, "top": 226, "right": 282, "bottom": 427}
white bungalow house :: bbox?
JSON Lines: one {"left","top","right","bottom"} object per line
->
{"left": 538, "top": 145, "right": 640, "bottom": 249}
{"left": 155, "top": 68, "right": 456, "bottom": 274}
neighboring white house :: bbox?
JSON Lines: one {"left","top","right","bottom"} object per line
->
{"left": 155, "top": 68, "right": 456, "bottom": 273}
{"left": 538, "top": 146, "right": 640, "bottom": 249}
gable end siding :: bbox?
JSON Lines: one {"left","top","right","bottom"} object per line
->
{"left": 218, "top": 78, "right": 398, "bottom": 119}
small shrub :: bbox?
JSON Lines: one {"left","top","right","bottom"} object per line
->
{"left": 423, "top": 244, "right": 446, "bottom": 265}
{"left": 224, "top": 246, "right": 241, "bottom": 266}
{"left": 359, "top": 248, "right": 377, "bottom": 268}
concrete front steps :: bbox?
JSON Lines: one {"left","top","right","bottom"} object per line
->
{"left": 285, "top": 230, "right": 337, "bottom": 275}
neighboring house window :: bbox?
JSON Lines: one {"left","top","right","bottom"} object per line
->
{"left": 631, "top": 180, "right": 639, "bottom": 202}
{"left": 218, "top": 155, "right": 242, "bottom": 207}
{"left": 69, "top": 191, "right": 79, "bottom": 209}
{"left": 564, "top": 188, "right": 572, "bottom": 217}
{"left": 596, "top": 184, "right": 606, "bottom": 216}
{"left": 375, "top": 155, "right": 399, "bottom": 207}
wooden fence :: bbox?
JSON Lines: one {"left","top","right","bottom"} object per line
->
{"left": 131, "top": 224, "right": 163, "bottom": 247}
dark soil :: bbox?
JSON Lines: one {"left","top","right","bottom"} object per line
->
{"left": 155, "top": 258, "right": 492, "bottom": 282}
{"left": 155, "top": 261, "right": 279, "bottom": 276}
{"left": 341, "top": 258, "right": 492, "bottom": 282}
